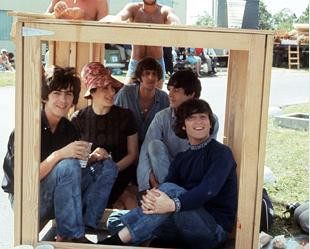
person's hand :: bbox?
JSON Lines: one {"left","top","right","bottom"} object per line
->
{"left": 149, "top": 170, "right": 159, "bottom": 188}
{"left": 89, "top": 147, "right": 110, "bottom": 162}
{"left": 64, "top": 7, "right": 85, "bottom": 19}
{"left": 141, "top": 188, "right": 175, "bottom": 214}
{"left": 54, "top": 1, "right": 68, "bottom": 18}
{"left": 58, "top": 141, "right": 91, "bottom": 160}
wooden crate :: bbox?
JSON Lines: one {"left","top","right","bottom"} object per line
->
{"left": 12, "top": 12, "right": 273, "bottom": 249}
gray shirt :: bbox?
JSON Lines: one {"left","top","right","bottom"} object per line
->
{"left": 114, "top": 84, "right": 169, "bottom": 145}
{"left": 138, "top": 107, "right": 219, "bottom": 173}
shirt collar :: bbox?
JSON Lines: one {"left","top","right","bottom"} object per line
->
{"left": 41, "top": 110, "right": 66, "bottom": 133}
{"left": 190, "top": 136, "right": 212, "bottom": 150}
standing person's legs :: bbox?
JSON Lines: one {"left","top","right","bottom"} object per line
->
{"left": 81, "top": 159, "right": 118, "bottom": 229}
{"left": 125, "top": 59, "right": 138, "bottom": 84}
{"left": 205, "top": 55, "right": 212, "bottom": 72}
{"left": 40, "top": 158, "right": 85, "bottom": 238}
{"left": 156, "top": 57, "right": 166, "bottom": 89}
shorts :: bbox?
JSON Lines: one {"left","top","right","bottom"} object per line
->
{"left": 187, "top": 55, "right": 201, "bottom": 65}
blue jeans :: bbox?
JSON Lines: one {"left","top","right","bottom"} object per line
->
{"left": 126, "top": 58, "right": 166, "bottom": 81}
{"left": 137, "top": 139, "right": 171, "bottom": 191}
{"left": 108, "top": 183, "right": 228, "bottom": 249}
{"left": 40, "top": 158, "right": 118, "bottom": 238}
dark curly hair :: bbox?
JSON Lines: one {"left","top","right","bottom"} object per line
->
{"left": 134, "top": 57, "right": 163, "bottom": 83}
{"left": 167, "top": 69, "right": 201, "bottom": 98}
{"left": 42, "top": 66, "right": 81, "bottom": 105}
{"left": 173, "top": 99, "right": 215, "bottom": 139}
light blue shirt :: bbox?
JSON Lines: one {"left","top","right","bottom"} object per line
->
{"left": 114, "top": 84, "right": 169, "bottom": 145}
{"left": 137, "top": 107, "right": 219, "bottom": 181}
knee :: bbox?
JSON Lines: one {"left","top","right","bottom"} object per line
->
{"left": 101, "top": 159, "right": 119, "bottom": 177}
{"left": 148, "top": 139, "right": 166, "bottom": 156}
{"left": 159, "top": 182, "right": 186, "bottom": 197}
{"left": 54, "top": 159, "right": 80, "bottom": 179}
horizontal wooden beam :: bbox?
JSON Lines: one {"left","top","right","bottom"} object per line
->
{"left": 22, "top": 22, "right": 268, "bottom": 50}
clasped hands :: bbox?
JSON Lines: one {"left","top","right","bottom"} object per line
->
{"left": 141, "top": 188, "right": 176, "bottom": 214}
{"left": 54, "top": 1, "right": 85, "bottom": 19}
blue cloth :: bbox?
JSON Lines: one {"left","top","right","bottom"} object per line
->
{"left": 137, "top": 107, "right": 219, "bottom": 191}
{"left": 114, "top": 84, "right": 169, "bottom": 145}
{"left": 107, "top": 139, "right": 237, "bottom": 247}
{"left": 113, "top": 183, "right": 228, "bottom": 249}
{"left": 126, "top": 57, "right": 166, "bottom": 81}
{"left": 40, "top": 158, "right": 118, "bottom": 238}
{"left": 166, "top": 139, "right": 237, "bottom": 232}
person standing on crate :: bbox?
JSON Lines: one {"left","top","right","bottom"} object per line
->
{"left": 2, "top": 66, "right": 118, "bottom": 243}
{"left": 100, "top": 0, "right": 180, "bottom": 88}
{"left": 46, "top": 0, "right": 108, "bottom": 20}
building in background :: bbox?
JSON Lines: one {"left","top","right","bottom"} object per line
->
{"left": 0, "top": 0, "right": 186, "bottom": 53}
{"left": 213, "top": 0, "right": 259, "bottom": 29}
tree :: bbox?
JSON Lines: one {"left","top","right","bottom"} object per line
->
{"left": 258, "top": 0, "right": 274, "bottom": 30}
{"left": 273, "top": 8, "right": 297, "bottom": 31}
{"left": 297, "top": 5, "right": 309, "bottom": 23}
{"left": 196, "top": 11, "right": 215, "bottom": 26}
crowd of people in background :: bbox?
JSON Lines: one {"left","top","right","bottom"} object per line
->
{"left": 0, "top": 48, "right": 15, "bottom": 72}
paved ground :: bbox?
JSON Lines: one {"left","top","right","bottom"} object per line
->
{"left": 0, "top": 68, "right": 308, "bottom": 248}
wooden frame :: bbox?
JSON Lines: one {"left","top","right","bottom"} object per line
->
{"left": 12, "top": 13, "right": 273, "bottom": 249}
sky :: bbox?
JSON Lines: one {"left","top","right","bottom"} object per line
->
{"left": 186, "top": 0, "right": 309, "bottom": 24}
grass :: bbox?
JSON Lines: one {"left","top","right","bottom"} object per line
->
{"left": 265, "top": 103, "right": 309, "bottom": 236}
{"left": 0, "top": 71, "right": 15, "bottom": 87}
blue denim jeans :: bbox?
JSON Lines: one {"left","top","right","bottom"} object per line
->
{"left": 40, "top": 158, "right": 118, "bottom": 238}
{"left": 108, "top": 183, "right": 228, "bottom": 249}
{"left": 137, "top": 139, "right": 172, "bottom": 191}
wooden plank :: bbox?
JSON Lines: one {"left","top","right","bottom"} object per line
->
{"left": 27, "top": 22, "right": 254, "bottom": 50}
{"left": 8, "top": 11, "right": 55, "bottom": 19}
{"left": 90, "top": 43, "right": 103, "bottom": 62}
{"left": 229, "top": 35, "right": 266, "bottom": 249}
{"left": 14, "top": 20, "right": 24, "bottom": 247}
{"left": 36, "top": 242, "right": 156, "bottom": 249}
{"left": 75, "top": 42, "right": 91, "bottom": 109}
{"left": 9, "top": 12, "right": 274, "bottom": 35}
{"left": 22, "top": 35, "right": 42, "bottom": 245}
{"left": 48, "top": 41, "right": 55, "bottom": 66}
{"left": 69, "top": 42, "right": 77, "bottom": 67}
{"left": 252, "top": 34, "right": 274, "bottom": 248}
{"left": 14, "top": 17, "right": 274, "bottom": 249}
{"left": 55, "top": 41, "right": 70, "bottom": 66}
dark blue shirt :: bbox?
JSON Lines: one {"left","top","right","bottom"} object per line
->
{"left": 166, "top": 139, "right": 238, "bottom": 232}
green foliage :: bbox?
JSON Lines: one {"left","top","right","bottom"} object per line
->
{"left": 258, "top": 0, "right": 274, "bottom": 30}
{"left": 195, "top": 11, "right": 215, "bottom": 26}
{"left": 297, "top": 5, "right": 309, "bottom": 23}
{"left": 273, "top": 8, "right": 297, "bottom": 31}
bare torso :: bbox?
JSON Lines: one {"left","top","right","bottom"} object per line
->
{"left": 130, "top": 3, "right": 168, "bottom": 60}
{"left": 48, "top": 0, "right": 107, "bottom": 20}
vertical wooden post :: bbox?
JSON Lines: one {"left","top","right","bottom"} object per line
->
{"left": 225, "top": 35, "right": 271, "bottom": 248}
{"left": 14, "top": 20, "right": 24, "bottom": 246}
{"left": 20, "top": 33, "right": 42, "bottom": 245}
{"left": 55, "top": 42, "right": 71, "bottom": 66}
{"left": 252, "top": 34, "right": 274, "bottom": 247}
